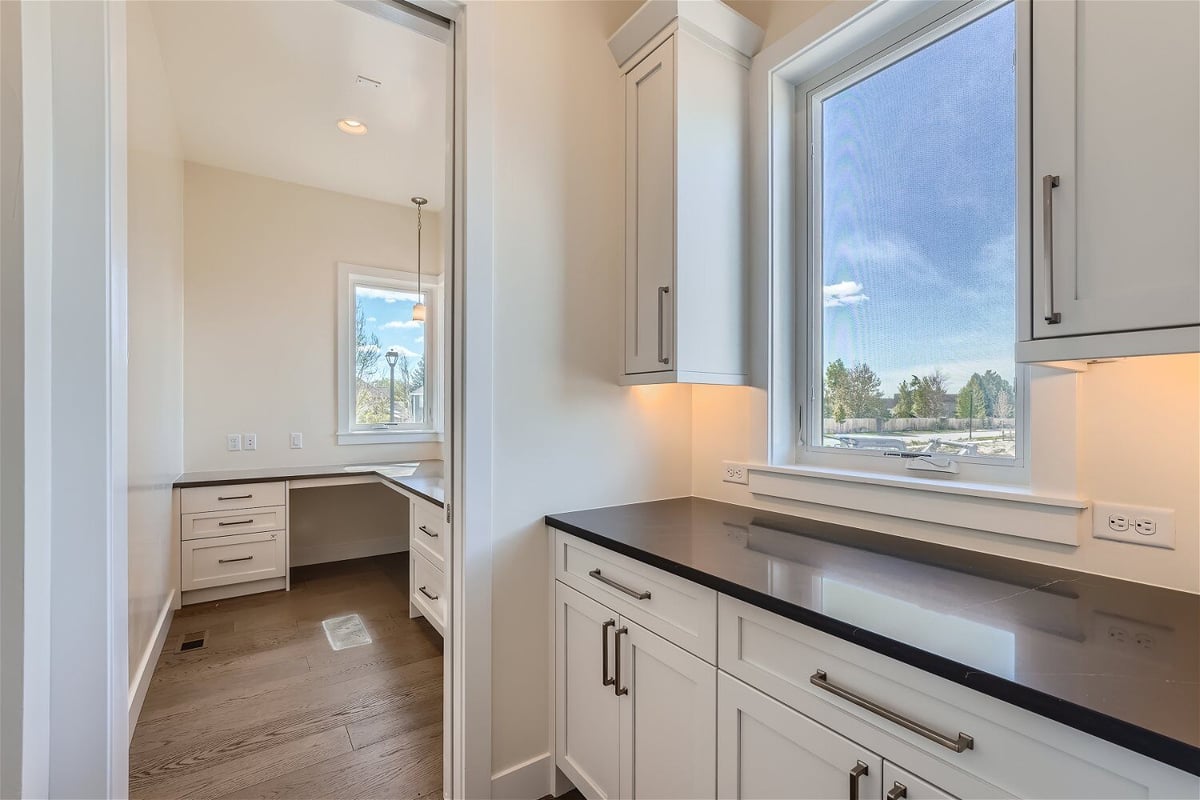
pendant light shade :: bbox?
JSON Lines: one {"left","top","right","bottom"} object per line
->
{"left": 411, "top": 196, "right": 428, "bottom": 322}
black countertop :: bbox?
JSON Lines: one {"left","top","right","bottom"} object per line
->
{"left": 175, "top": 461, "right": 445, "bottom": 508}
{"left": 545, "top": 497, "right": 1200, "bottom": 775}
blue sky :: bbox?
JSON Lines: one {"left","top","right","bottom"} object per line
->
{"left": 356, "top": 287, "right": 426, "bottom": 380}
{"left": 821, "top": 2, "right": 1016, "bottom": 394}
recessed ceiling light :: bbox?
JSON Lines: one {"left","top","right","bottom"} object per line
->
{"left": 337, "top": 118, "right": 367, "bottom": 135}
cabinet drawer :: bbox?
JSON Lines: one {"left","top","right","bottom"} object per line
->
{"left": 717, "top": 595, "right": 1188, "bottom": 799}
{"left": 884, "top": 762, "right": 958, "bottom": 800}
{"left": 553, "top": 529, "right": 716, "bottom": 662}
{"left": 180, "top": 481, "right": 286, "bottom": 513}
{"left": 181, "top": 530, "right": 285, "bottom": 591}
{"left": 182, "top": 506, "right": 285, "bottom": 541}
{"left": 411, "top": 499, "right": 445, "bottom": 567}
{"left": 411, "top": 551, "right": 445, "bottom": 636}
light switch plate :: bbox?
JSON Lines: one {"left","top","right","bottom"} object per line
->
{"left": 226, "top": 433, "right": 242, "bottom": 452}
{"left": 289, "top": 432, "right": 303, "bottom": 449}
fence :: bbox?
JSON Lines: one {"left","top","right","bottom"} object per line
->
{"left": 823, "top": 417, "right": 1013, "bottom": 434}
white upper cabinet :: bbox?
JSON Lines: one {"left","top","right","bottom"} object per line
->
{"left": 610, "top": 1, "right": 763, "bottom": 384}
{"left": 1021, "top": 0, "right": 1200, "bottom": 362}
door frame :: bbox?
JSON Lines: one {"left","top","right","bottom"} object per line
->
{"left": 10, "top": 0, "right": 498, "bottom": 797}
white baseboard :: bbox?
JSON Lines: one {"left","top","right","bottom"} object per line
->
{"left": 128, "top": 588, "right": 175, "bottom": 741}
{"left": 491, "top": 751, "right": 553, "bottom": 800}
{"left": 289, "top": 536, "right": 407, "bottom": 568}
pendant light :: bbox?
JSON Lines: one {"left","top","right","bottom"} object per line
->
{"left": 411, "top": 196, "right": 428, "bottom": 322}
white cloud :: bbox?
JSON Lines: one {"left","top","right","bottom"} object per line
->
{"left": 366, "top": 317, "right": 377, "bottom": 323}
{"left": 384, "top": 346, "right": 422, "bottom": 360}
{"left": 823, "top": 280, "right": 869, "bottom": 308}
{"left": 356, "top": 286, "right": 417, "bottom": 303}
{"left": 415, "top": 336, "right": 424, "bottom": 345}
{"left": 382, "top": 319, "right": 423, "bottom": 330}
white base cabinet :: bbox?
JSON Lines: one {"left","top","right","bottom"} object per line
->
{"left": 555, "top": 581, "right": 716, "bottom": 800}
{"left": 550, "top": 528, "right": 1199, "bottom": 800}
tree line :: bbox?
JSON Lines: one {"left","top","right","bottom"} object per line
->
{"left": 824, "top": 358, "right": 1014, "bottom": 425}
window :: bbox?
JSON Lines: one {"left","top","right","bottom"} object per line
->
{"left": 801, "top": 1, "right": 1025, "bottom": 470}
{"left": 337, "top": 263, "right": 441, "bottom": 444}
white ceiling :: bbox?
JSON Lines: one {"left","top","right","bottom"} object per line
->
{"left": 150, "top": 0, "right": 448, "bottom": 208}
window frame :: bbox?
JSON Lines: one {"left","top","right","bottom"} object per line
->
{"left": 793, "top": 0, "right": 1032, "bottom": 484}
{"left": 336, "top": 261, "right": 443, "bottom": 445}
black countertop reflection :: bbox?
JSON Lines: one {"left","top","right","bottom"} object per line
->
{"left": 545, "top": 497, "right": 1200, "bottom": 775}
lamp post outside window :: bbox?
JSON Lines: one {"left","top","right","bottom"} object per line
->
{"left": 385, "top": 348, "right": 399, "bottom": 422}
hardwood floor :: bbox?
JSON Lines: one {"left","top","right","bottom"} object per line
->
{"left": 130, "top": 554, "right": 443, "bottom": 800}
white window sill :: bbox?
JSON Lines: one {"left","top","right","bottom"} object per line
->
{"left": 337, "top": 430, "right": 444, "bottom": 446}
{"left": 746, "top": 463, "right": 1089, "bottom": 547}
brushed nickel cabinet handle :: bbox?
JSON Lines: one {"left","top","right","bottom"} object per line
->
{"left": 217, "top": 493, "right": 253, "bottom": 501}
{"left": 887, "top": 782, "right": 908, "bottom": 800}
{"left": 657, "top": 285, "right": 670, "bottom": 365}
{"left": 613, "top": 626, "right": 629, "bottom": 696}
{"left": 1042, "top": 174, "right": 1062, "bottom": 324}
{"left": 812, "top": 670, "right": 974, "bottom": 753}
{"left": 218, "top": 519, "right": 254, "bottom": 527}
{"left": 601, "top": 619, "right": 616, "bottom": 688}
{"left": 588, "top": 568, "right": 651, "bottom": 601}
{"left": 848, "top": 761, "right": 868, "bottom": 800}
{"left": 419, "top": 525, "right": 439, "bottom": 538}
{"left": 218, "top": 555, "right": 253, "bottom": 564}
{"left": 418, "top": 585, "right": 439, "bottom": 601}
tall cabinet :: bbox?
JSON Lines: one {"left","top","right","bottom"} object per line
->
{"left": 1019, "top": 0, "right": 1200, "bottom": 362}
{"left": 610, "top": 1, "right": 763, "bottom": 384}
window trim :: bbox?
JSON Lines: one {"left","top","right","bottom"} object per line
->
{"left": 336, "top": 261, "right": 443, "bottom": 445}
{"left": 790, "top": 0, "right": 1033, "bottom": 484}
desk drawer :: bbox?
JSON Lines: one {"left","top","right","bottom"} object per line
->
{"left": 182, "top": 506, "right": 285, "bottom": 541}
{"left": 553, "top": 529, "right": 716, "bottom": 662}
{"left": 411, "top": 551, "right": 446, "bottom": 636}
{"left": 411, "top": 499, "right": 445, "bottom": 567}
{"left": 181, "top": 530, "right": 285, "bottom": 591}
{"left": 181, "top": 481, "right": 286, "bottom": 513}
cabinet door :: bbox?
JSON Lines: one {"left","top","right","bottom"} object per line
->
{"left": 624, "top": 36, "right": 675, "bottom": 375}
{"left": 882, "top": 762, "right": 958, "bottom": 800}
{"left": 617, "top": 617, "right": 716, "bottom": 799}
{"left": 717, "top": 672, "right": 882, "bottom": 800}
{"left": 556, "top": 583, "right": 621, "bottom": 800}
{"left": 1032, "top": 0, "right": 1199, "bottom": 338}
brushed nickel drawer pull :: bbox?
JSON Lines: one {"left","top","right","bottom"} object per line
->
{"left": 811, "top": 670, "right": 974, "bottom": 753}
{"left": 613, "top": 626, "right": 629, "bottom": 696}
{"left": 848, "top": 761, "right": 868, "bottom": 800}
{"left": 418, "top": 585, "right": 439, "bottom": 601}
{"left": 419, "top": 525, "right": 439, "bottom": 538}
{"left": 217, "top": 493, "right": 253, "bottom": 501}
{"left": 587, "top": 568, "right": 651, "bottom": 600}
{"left": 601, "top": 619, "right": 616, "bottom": 688}
{"left": 887, "top": 782, "right": 908, "bottom": 800}
{"left": 218, "top": 555, "right": 254, "bottom": 564}
{"left": 218, "top": 519, "right": 254, "bottom": 527}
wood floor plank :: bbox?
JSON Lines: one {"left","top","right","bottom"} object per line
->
{"left": 222, "top": 721, "right": 442, "bottom": 800}
{"left": 129, "top": 554, "right": 441, "bottom": 799}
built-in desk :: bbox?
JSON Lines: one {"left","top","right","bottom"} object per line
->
{"left": 172, "top": 462, "right": 445, "bottom": 632}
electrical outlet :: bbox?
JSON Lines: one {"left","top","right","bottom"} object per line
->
{"left": 226, "top": 433, "right": 242, "bottom": 452}
{"left": 243, "top": 433, "right": 257, "bottom": 451}
{"left": 289, "top": 432, "right": 303, "bottom": 449}
{"left": 722, "top": 461, "right": 749, "bottom": 485}
{"left": 1093, "top": 502, "right": 1174, "bottom": 549}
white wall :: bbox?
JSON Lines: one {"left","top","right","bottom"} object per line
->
{"left": 182, "top": 162, "right": 443, "bottom": 471}
{"left": 487, "top": 0, "right": 693, "bottom": 780}
{"left": 126, "top": 0, "right": 184, "bottom": 704}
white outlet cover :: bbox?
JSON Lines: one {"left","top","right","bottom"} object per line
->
{"left": 243, "top": 433, "right": 257, "bottom": 451}
{"left": 1092, "top": 502, "right": 1175, "bottom": 549}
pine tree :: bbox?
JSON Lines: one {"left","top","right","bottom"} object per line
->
{"left": 956, "top": 373, "right": 987, "bottom": 438}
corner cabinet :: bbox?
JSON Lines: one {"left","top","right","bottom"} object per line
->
{"left": 1019, "top": 0, "right": 1200, "bottom": 362}
{"left": 549, "top": 527, "right": 1200, "bottom": 800}
{"left": 610, "top": 1, "right": 763, "bottom": 385}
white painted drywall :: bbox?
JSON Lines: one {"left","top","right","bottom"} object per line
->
{"left": 486, "top": 0, "right": 692, "bottom": 779}
{"left": 126, "top": 0, "right": 183, "bottom": 705}
{"left": 181, "top": 162, "right": 443, "bottom": 471}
